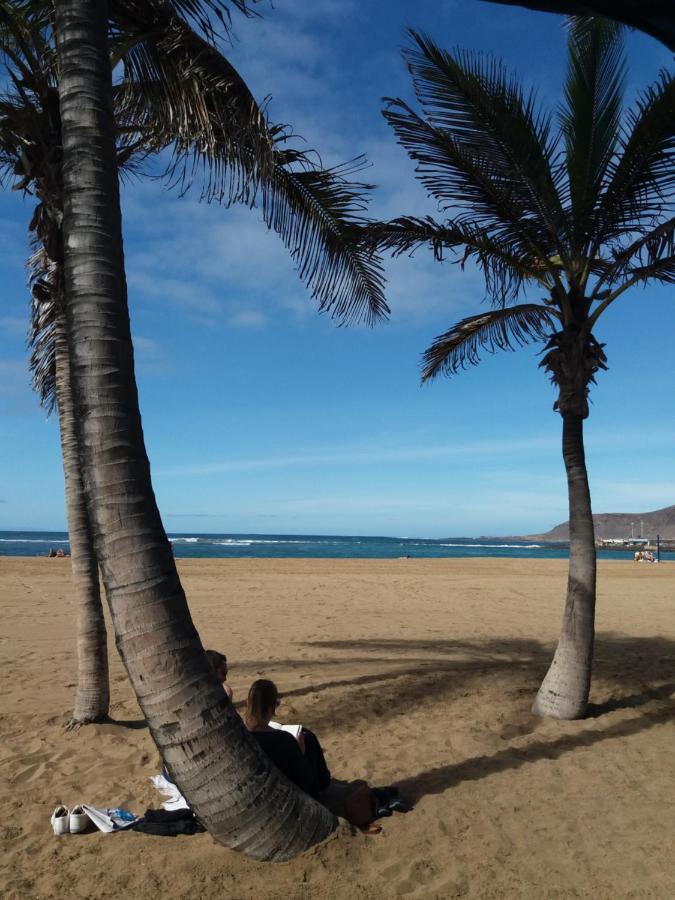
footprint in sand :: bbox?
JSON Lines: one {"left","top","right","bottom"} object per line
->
{"left": 14, "top": 760, "right": 47, "bottom": 784}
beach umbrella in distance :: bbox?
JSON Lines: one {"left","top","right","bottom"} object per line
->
{"left": 361, "top": 21, "right": 674, "bottom": 718}
{"left": 479, "top": 1, "right": 675, "bottom": 52}
{"left": 5, "top": 0, "right": 387, "bottom": 859}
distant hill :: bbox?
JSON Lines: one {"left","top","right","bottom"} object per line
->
{"left": 519, "top": 504, "right": 675, "bottom": 542}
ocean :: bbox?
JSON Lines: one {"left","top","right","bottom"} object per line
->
{"left": 1, "top": 531, "right": 671, "bottom": 561}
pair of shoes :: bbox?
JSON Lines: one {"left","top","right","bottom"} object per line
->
{"left": 51, "top": 805, "right": 89, "bottom": 835}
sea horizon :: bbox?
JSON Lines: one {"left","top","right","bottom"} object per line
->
{"left": 1, "top": 529, "right": 671, "bottom": 561}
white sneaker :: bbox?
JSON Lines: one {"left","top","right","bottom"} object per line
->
{"left": 69, "top": 805, "right": 90, "bottom": 834}
{"left": 51, "top": 805, "right": 70, "bottom": 835}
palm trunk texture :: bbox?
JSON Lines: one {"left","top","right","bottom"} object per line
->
{"left": 55, "top": 315, "right": 110, "bottom": 727}
{"left": 54, "top": 0, "right": 335, "bottom": 859}
{"left": 532, "top": 412, "right": 596, "bottom": 719}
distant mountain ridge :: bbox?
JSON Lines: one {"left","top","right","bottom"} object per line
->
{"left": 516, "top": 504, "right": 675, "bottom": 542}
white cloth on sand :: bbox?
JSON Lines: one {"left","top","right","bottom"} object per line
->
{"left": 150, "top": 774, "right": 189, "bottom": 811}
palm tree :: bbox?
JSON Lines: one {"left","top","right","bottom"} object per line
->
{"left": 481, "top": 1, "right": 675, "bottom": 52}
{"left": 0, "top": 5, "right": 111, "bottom": 727}
{"left": 2, "top": 0, "right": 386, "bottom": 738}
{"left": 50, "top": 0, "right": 386, "bottom": 859}
{"left": 364, "top": 21, "right": 674, "bottom": 719}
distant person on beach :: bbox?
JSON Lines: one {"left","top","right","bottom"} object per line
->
{"left": 634, "top": 551, "right": 643, "bottom": 562}
{"left": 55, "top": 548, "right": 66, "bottom": 558}
{"left": 244, "top": 679, "right": 331, "bottom": 797}
{"left": 205, "top": 649, "right": 233, "bottom": 700}
{"left": 47, "top": 548, "right": 57, "bottom": 558}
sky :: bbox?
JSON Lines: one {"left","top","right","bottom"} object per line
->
{"left": 1, "top": 0, "right": 674, "bottom": 538}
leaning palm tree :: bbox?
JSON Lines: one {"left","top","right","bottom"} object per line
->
{"left": 364, "top": 21, "right": 674, "bottom": 718}
{"left": 50, "top": 0, "right": 386, "bottom": 860}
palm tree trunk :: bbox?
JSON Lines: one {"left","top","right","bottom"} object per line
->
{"left": 532, "top": 412, "right": 596, "bottom": 719}
{"left": 55, "top": 313, "right": 111, "bottom": 728}
{"left": 54, "top": 0, "right": 335, "bottom": 859}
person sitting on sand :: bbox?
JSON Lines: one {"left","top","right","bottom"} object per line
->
{"left": 205, "top": 649, "right": 233, "bottom": 700}
{"left": 245, "top": 679, "right": 331, "bottom": 798}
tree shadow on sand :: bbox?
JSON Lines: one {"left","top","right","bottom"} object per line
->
{"left": 110, "top": 635, "right": 674, "bottom": 777}
{"left": 288, "top": 634, "right": 674, "bottom": 736}
{"left": 292, "top": 634, "right": 674, "bottom": 800}
{"left": 105, "top": 717, "right": 148, "bottom": 730}
{"left": 397, "top": 700, "right": 675, "bottom": 802}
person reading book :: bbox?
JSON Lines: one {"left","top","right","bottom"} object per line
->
{"left": 245, "top": 679, "right": 331, "bottom": 797}
{"left": 244, "top": 682, "right": 407, "bottom": 833}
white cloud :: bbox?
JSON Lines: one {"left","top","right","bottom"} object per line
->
{"left": 155, "top": 433, "right": 559, "bottom": 477}
{"left": 132, "top": 334, "right": 172, "bottom": 375}
{"left": 228, "top": 309, "right": 268, "bottom": 328}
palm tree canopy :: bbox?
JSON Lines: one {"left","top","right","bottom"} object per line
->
{"left": 480, "top": 1, "right": 675, "bottom": 52}
{"left": 110, "top": 1, "right": 388, "bottom": 326}
{"left": 363, "top": 21, "right": 674, "bottom": 382}
{"left": 1, "top": 0, "right": 387, "bottom": 410}
{"left": 1, "top": 0, "right": 388, "bottom": 419}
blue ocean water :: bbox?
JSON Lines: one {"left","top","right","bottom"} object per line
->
{"left": 1, "top": 530, "right": 671, "bottom": 561}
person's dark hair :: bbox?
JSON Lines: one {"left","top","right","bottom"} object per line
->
{"left": 246, "top": 679, "right": 278, "bottom": 728}
{"left": 205, "top": 649, "right": 227, "bottom": 673}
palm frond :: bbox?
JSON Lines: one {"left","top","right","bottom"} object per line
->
{"left": 262, "top": 154, "right": 389, "bottom": 324}
{"left": 401, "top": 30, "right": 567, "bottom": 252}
{"left": 384, "top": 98, "right": 556, "bottom": 268}
{"left": 112, "top": 6, "right": 276, "bottom": 201}
{"left": 113, "top": 7, "right": 387, "bottom": 324}
{"left": 594, "top": 70, "right": 675, "bottom": 246}
{"left": 27, "top": 242, "right": 58, "bottom": 413}
{"left": 602, "top": 216, "right": 675, "bottom": 286}
{"left": 138, "top": 0, "right": 260, "bottom": 42}
{"left": 360, "top": 215, "right": 552, "bottom": 304}
{"left": 421, "top": 304, "right": 560, "bottom": 381}
{"left": 560, "top": 17, "right": 626, "bottom": 254}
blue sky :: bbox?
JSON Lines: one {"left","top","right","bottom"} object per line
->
{"left": 1, "top": 0, "right": 674, "bottom": 538}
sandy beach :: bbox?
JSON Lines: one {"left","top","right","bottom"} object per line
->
{"left": 0, "top": 556, "right": 673, "bottom": 899}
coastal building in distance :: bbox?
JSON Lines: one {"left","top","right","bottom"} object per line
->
{"left": 521, "top": 504, "right": 675, "bottom": 553}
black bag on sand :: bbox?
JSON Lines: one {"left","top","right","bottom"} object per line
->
{"left": 132, "top": 808, "right": 205, "bottom": 836}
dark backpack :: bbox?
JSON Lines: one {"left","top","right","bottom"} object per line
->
{"left": 132, "top": 808, "right": 205, "bottom": 837}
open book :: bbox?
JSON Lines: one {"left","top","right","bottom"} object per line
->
{"left": 269, "top": 720, "right": 302, "bottom": 740}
